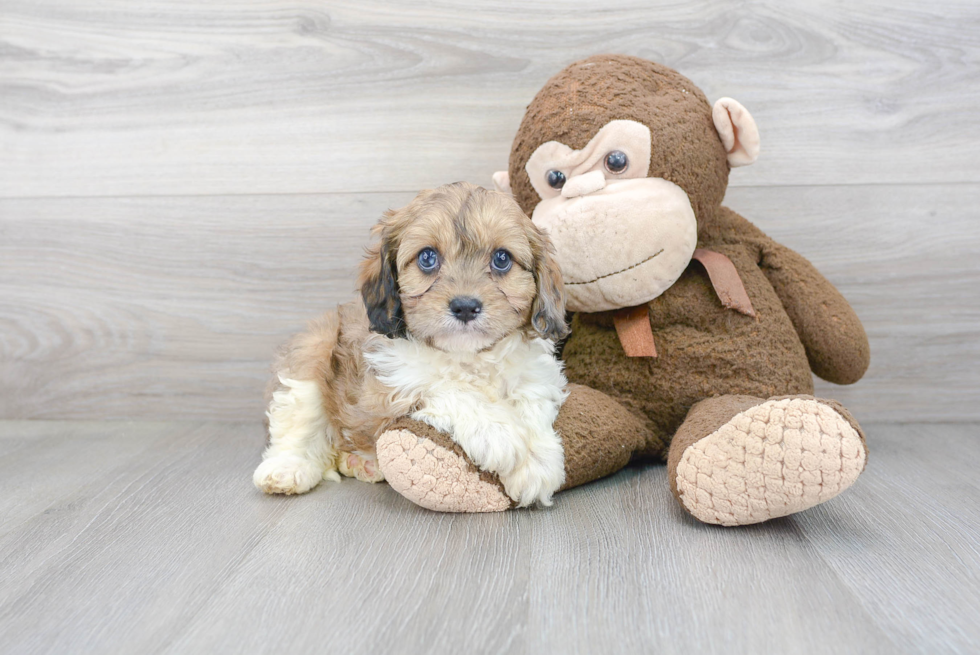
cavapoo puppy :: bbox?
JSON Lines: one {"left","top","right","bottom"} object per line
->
{"left": 253, "top": 182, "right": 570, "bottom": 507}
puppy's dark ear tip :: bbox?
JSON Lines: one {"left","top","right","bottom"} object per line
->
{"left": 360, "top": 237, "right": 405, "bottom": 339}
{"left": 533, "top": 312, "right": 570, "bottom": 342}
{"left": 364, "top": 301, "right": 407, "bottom": 339}
{"left": 372, "top": 320, "right": 408, "bottom": 339}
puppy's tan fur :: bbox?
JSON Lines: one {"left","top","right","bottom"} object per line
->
{"left": 253, "top": 183, "right": 568, "bottom": 505}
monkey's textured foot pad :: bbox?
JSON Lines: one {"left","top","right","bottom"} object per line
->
{"left": 376, "top": 429, "right": 513, "bottom": 513}
{"left": 674, "top": 398, "right": 867, "bottom": 526}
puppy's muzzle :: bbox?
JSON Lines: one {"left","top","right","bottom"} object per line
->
{"left": 449, "top": 296, "right": 482, "bottom": 324}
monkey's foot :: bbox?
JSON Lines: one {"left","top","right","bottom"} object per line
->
{"left": 669, "top": 396, "right": 868, "bottom": 526}
{"left": 376, "top": 424, "right": 513, "bottom": 513}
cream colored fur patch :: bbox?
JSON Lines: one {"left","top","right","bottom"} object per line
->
{"left": 253, "top": 377, "right": 341, "bottom": 495}
{"left": 366, "top": 333, "right": 567, "bottom": 507}
{"left": 675, "top": 398, "right": 865, "bottom": 526}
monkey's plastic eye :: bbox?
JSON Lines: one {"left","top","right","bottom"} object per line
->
{"left": 546, "top": 170, "right": 566, "bottom": 189}
{"left": 491, "top": 249, "right": 513, "bottom": 273}
{"left": 417, "top": 247, "right": 439, "bottom": 273}
{"left": 604, "top": 150, "right": 629, "bottom": 174}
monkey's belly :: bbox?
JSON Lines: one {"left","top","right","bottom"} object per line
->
{"left": 561, "top": 263, "right": 813, "bottom": 457}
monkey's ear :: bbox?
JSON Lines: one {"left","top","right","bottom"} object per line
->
{"left": 527, "top": 225, "right": 569, "bottom": 342}
{"left": 712, "top": 98, "right": 760, "bottom": 167}
{"left": 358, "top": 227, "right": 406, "bottom": 338}
{"left": 492, "top": 171, "right": 512, "bottom": 195}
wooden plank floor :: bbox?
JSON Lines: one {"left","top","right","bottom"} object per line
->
{"left": 0, "top": 420, "right": 976, "bottom": 654}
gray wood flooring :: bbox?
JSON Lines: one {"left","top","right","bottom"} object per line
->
{"left": 0, "top": 420, "right": 976, "bottom": 655}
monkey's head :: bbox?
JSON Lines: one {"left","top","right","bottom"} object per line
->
{"left": 494, "top": 55, "right": 759, "bottom": 313}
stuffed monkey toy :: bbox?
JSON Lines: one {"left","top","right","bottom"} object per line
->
{"left": 375, "top": 55, "right": 870, "bottom": 526}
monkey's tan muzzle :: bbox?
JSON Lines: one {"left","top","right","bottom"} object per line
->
{"left": 531, "top": 177, "right": 698, "bottom": 313}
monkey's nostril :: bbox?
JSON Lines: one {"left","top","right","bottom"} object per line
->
{"left": 449, "top": 297, "right": 483, "bottom": 323}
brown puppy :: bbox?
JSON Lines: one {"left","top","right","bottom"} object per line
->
{"left": 253, "top": 182, "right": 569, "bottom": 507}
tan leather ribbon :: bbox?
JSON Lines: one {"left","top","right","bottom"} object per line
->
{"left": 612, "top": 249, "right": 756, "bottom": 358}
{"left": 613, "top": 305, "right": 657, "bottom": 358}
{"left": 691, "top": 248, "right": 756, "bottom": 317}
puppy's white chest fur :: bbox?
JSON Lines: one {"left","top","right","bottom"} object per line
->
{"left": 364, "top": 333, "right": 568, "bottom": 506}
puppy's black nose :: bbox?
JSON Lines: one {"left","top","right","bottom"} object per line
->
{"left": 449, "top": 296, "right": 482, "bottom": 323}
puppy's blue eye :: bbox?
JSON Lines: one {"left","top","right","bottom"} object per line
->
{"left": 491, "top": 249, "right": 512, "bottom": 273}
{"left": 546, "top": 170, "right": 566, "bottom": 189}
{"left": 417, "top": 247, "right": 439, "bottom": 273}
{"left": 605, "top": 150, "right": 628, "bottom": 173}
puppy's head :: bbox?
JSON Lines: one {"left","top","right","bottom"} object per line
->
{"left": 359, "top": 182, "right": 567, "bottom": 352}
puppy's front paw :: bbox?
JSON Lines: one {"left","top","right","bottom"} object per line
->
{"left": 461, "top": 423, "right": 523, "bottom": 475}
{"left": 411, "top": 413, "right": 521, "bottom": 475}
{"left": 253, "top": 454, "right": 325, "bottom": 495}
{"left": 499, "top": 447, "right": 565, "bottom": 508}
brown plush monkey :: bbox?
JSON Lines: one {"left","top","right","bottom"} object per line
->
{"left": 375, "top": 55, "right": 870, "bottom": 525}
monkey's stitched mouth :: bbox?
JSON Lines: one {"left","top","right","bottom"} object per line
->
{"left": 565, "top": 249, "right": 664, "bottom": 286}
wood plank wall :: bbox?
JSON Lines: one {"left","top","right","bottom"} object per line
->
{"left": 2, "top": 0, "right": 978, "bottom": 421}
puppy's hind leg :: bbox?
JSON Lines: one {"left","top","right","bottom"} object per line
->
{"left": 253, "top": 377, "right": 341, "bottom": 495}
{"left": 337, "top": 449, "right": 385, "bottom": 483}
{"left": 254, "top": 312, "right": 345, "bottom": 495}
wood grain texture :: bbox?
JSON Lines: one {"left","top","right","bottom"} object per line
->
{"left": 3, "top": 184, "right": 977, "bottom": 421}
{"left": 724, "top": 184, "right": 980, "bottom": 422}
{"left": 795, "top": 423, "right": 980, "bottom": 654}
{"left": 0, "top": 420, "right": 976, "bottom": 654}
{"left": 2, "top": 0, "right": 980, "bottom": 197}
{"left": 0, "top": 192, "right": 408, "bottom": 420}
{"left": 0, "top": 420, "right": 188, "bottom": 536}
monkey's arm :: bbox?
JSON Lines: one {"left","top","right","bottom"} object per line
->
{"left": 376, "top": 384, "right": 651, "bottom": 512}
{"left": 758, "top": 239, "right": 870, "bottom": 385}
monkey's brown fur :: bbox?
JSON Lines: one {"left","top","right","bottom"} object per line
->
{"left": 507, "top": 55, "right": 869, "bottom": 462}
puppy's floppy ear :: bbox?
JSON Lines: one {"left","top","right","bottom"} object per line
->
{"left": 359, "top": 211, "right": 406, "bottom": 338}
{"left": 527, "top": 222, "right": 569, "bottom": 342}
